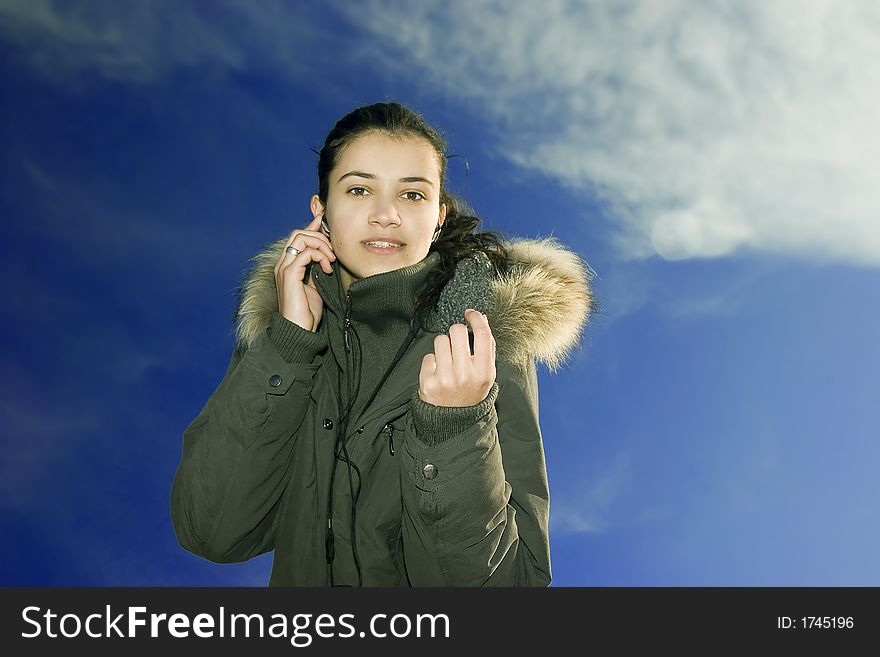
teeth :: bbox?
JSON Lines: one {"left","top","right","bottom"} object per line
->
{"left": 365, "top": 241, "right": 401, "bottom": 248}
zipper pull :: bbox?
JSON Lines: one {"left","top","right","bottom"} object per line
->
{"left": 344, "top": 291, "right": 352, "bottom": 352}
{"left": 385, "top": 422, "right": 395, "bottom": 456}
{"left": 325, "top": 519, "right": 335, "bottom": 563}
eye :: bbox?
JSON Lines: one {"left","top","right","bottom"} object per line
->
{"left": 403, "top": 191, "right": 426, "bottom": 201}
{"left": 348, "top": 187, "right": 369, "bottom": 196}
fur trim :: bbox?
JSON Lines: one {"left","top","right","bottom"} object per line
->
{"left": 232, "top": 235, "right": 595, "bottom": 373}
{"left": 232, "top": 235, "right": 291, "bottom": 353}
{"left": 492, "top": 236, "right": 595, "bottom": 373}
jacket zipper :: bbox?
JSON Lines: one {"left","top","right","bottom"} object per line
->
{"left": 343, "top": 290, "right": 352, "bottom": 352}
{"left": 384, "top": 422, "right": 395, "bottom": 456}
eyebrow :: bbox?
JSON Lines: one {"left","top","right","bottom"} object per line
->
{"left": 337, "top": 170, "right": 435, "bottom": 187}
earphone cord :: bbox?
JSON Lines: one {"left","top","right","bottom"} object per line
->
{"left": 324, "top": 317, "right": 421, "bottom": 587}
{"left": 326, "top": 351, "right": 360, "bottom": 586}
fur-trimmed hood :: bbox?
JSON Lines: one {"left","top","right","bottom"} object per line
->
{"left": 233, "top": 235, "right": 595, "bottom": 373}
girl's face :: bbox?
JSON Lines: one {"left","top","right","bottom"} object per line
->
{"left": 311, "top": 131, "right": 447, "bottom": 292}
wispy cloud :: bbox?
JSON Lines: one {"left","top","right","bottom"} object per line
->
{"left": 5, "top": 0, "right": 878, "bottom": 268}
{"left": 550, "top": 450, "right": 634, "bottom": 536}
{"left": 0, "top": 322, "right": 165, "bottom": 507}
{"left": 0, "top": 380, "right": 104, "bottom": 503}
{"left": 0, "top": 0, "right": 344, "bottom": 90}
{"left": 16, "top": 155, "right": 233, "bottom": 271}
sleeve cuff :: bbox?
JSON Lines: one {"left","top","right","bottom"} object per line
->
{"left": 410, "top": 382, "right": 500, "bottom": 447}
{"left": 266, "top": 311, "right": 328, "bottom": 363}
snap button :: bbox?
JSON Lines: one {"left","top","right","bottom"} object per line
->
{"left": 268, "top": 374, "right": 282, "bottom": 387}
{"left": 323, "top": 418, "right": 334, "bottom": 430}
{"left": 422, "top": 463, "right": 438, "bottom": 480}
{"left": 357, "top": 426, "right": 364, "bottom": 434}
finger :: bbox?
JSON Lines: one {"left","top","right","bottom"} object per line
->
{"left": 432, "top": 334, "right": 453, "bottom": 383}
{"left": 281, "top": 246, "right": 334, "bottom": 276}
{"left": 305, "top": 213, "right": 332, "bottom": 248}
{"left": 309, "top": 247, "right": 334, "bottom": 275}
{"left": 303, "top": 214, "right": 330, "bottom": 245}
{"left": 419, "top": 353, "right": 437, "bottom": 394}
{"left": 285, "top": 223, "right": 333, "bottom": 253}
{"left": 447, "top": 323, "right": 473, "bottom": 379}
{"left": 282, "top": 231, "right": 336, "bottom": 266}
{"left": 466, "top": 309, "right": 494, "bottom": 370}
{"left": 278, "top": 227, "right": 305, "bottom": 265}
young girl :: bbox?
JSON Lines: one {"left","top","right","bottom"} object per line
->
{"left": 170, "top": 101, "right": 594, "bottom": 586}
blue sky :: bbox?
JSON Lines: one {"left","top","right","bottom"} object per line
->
{"left": 1, "top": 0, "right": 878, "bottom": 586}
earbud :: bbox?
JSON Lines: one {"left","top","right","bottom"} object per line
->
{"left": 321, "top": 217, "right": 330, "bottom": 235}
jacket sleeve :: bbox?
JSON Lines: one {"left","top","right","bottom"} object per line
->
{"left": 399, "top": 356, "right": 552, "bottom": 586}
{"left": 170, "top": 312, "right": 327, "bottom": 563}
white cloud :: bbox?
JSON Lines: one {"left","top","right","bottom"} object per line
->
{"left": 339, "top": 0, "right": 880, "bottom": 267}
{"left": 5, "top": 0, "right": 879, "bottom": 266}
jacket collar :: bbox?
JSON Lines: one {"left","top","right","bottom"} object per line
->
{"left": 313, "top": 250, "right": 439, "bottom": 423}
{"left": 314, "top": 250, "right": 441, "bottom": 330}
{"left": 234, "top": 235, "right": 595, "bottom": 373}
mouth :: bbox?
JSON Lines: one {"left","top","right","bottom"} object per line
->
{"left": 362, "top": 240, "right": 405, "bottom": 254}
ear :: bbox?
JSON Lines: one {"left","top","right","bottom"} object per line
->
{"left": 310, "top": 194, "right": 325, "bottom": 219}
{"left": 439, "top": 202, "right": 447, "bottom": 227}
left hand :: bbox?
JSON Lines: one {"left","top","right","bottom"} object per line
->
{"left": 418, "top": 309, "right": 497, "bottom": 407}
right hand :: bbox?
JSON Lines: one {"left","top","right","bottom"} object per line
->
{"left": 274, "top": 215, "right": 336, "bottom": 332}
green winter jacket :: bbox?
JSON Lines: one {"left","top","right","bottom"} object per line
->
{"left": 170, "top": 235, "right": 593, "bottom": 586}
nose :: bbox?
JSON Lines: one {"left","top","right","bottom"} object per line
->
{"left": 368, "top": 196, "right": 402, "bottom": 227}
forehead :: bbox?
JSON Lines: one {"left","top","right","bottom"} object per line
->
{"left": 335, "top": 132, "right": 440, "bottom": 181}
